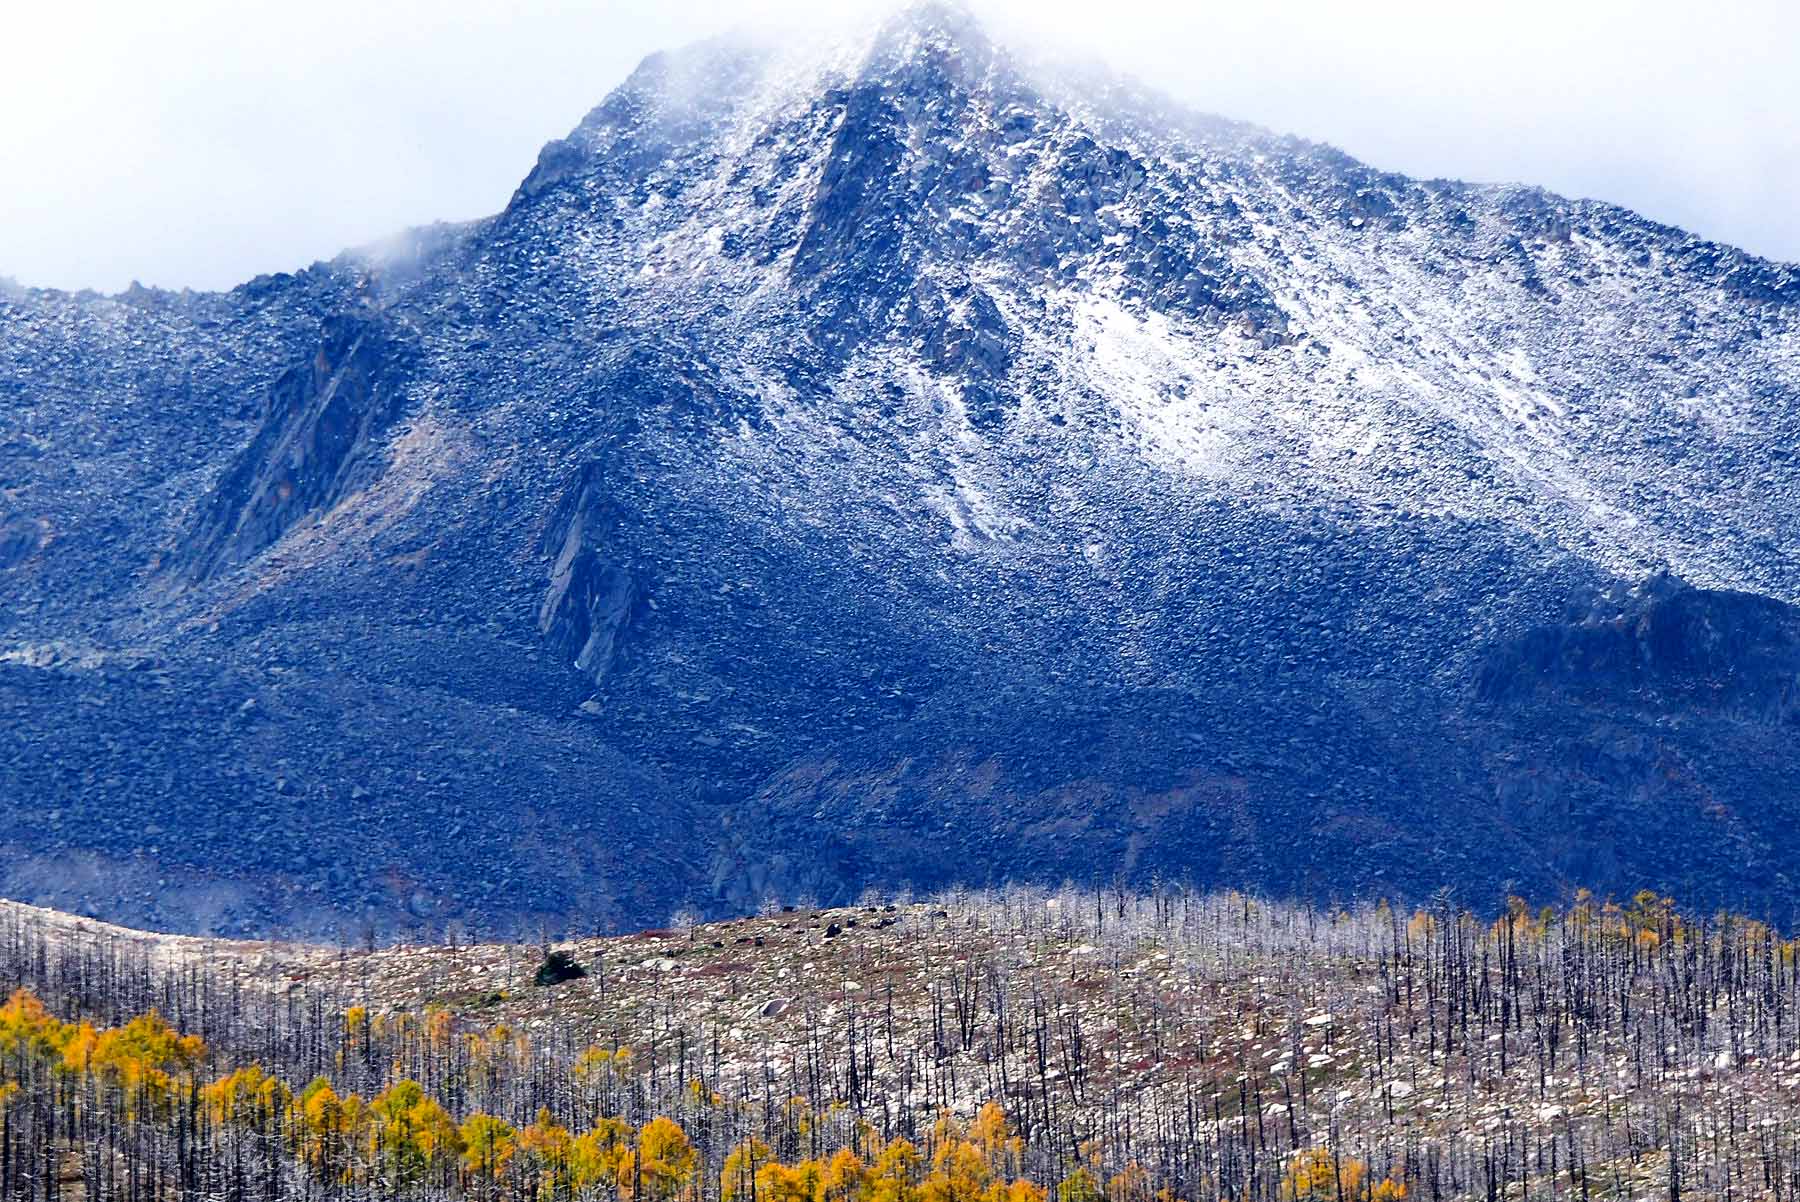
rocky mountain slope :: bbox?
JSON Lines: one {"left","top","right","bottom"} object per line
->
{"left": 3, "top": 3, "right": 1799, "bottom": 936}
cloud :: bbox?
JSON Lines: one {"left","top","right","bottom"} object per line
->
{"left": 3, "top": 0, "right": 1793, "bottom": 293}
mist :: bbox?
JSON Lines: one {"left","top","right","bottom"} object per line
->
{"left": 4, "top": 0, "right": 1794, "bottom": 295}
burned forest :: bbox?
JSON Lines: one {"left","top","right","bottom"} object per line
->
{"left": 3, "top": 886, "right": 1799, "bottom": 1200}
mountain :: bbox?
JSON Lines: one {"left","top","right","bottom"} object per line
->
{"left": 3, "top": 2, "right": 1799, "bottom": 937}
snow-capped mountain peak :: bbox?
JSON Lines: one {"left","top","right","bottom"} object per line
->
{"left": 2, "top": 10, "right": 1798, "bottom": 934}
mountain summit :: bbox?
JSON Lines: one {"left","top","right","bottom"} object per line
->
{"left": 3, "top": 6, "right": 1799, "bottom": 935}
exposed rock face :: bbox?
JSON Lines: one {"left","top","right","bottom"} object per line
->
{"left": 0, "top": 514, "right": 42, "bottom": 570}
{"left": 3, "top": 4, "right": 1800, "bottom": 936}
{"left": 540, "top": 465, "right": 641, "bottom": 686}
{"left": 1479, "top": 573, "right": 1800, "bottom": 723}
{"left": 180, "top": 312, "right": 414, "bottom": 580}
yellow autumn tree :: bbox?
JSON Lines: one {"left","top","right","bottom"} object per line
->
{"left": 462, "top": 1113, "right": 519, "bottom": 1185}
{"left": 370, "top": 1079, "right": 461, "bottom": 1188}
{"left": 0, "top": 989, "right": 69, "bottom": 1066}
{"left": 342, "top": 1006, "right": 369, "bottom": 1069}
{"left": 758, "top": 1158, "right": 826, "bottom": 1202}
{"left": 994, "top": 1182, "right": 1048, "bottom": 1202}
{"left": 1281, "top": 1150, "right": 1375, "bottom": 1201}
{"left": 869, "top": 1138, "right": 924, "bottom": 1202}
{"left": 465, "top": 1021, "right": 530, "bottom": 1093}
{"left": 722, "top": 1138, "right": 775, "bottom": 1202}
{"left": 924, "top": 1137, "right": 992, "bottom": 1202}
{"left": 58, "top": 1021, "right": 99, "bottom": 1078}
{"left": 85, "top": 1011, "right": 206, "bottom": 1112}
{"left": 572, "top": 1116, "right": 637, "bottom": 1194}
{"left": 202, "top": 1064, "right": 293, "bottom": 1130}
{"left": 425, "top": 1006, "right": 455, "bottom": 1051}
{"left": 519, "top": 1106, "right": 577, "bottom": 1195}
{"left": 969, "top": 1103, "right": 1025, "bottom": 1180}
{"left": 573, "top": 1045, "right": 616, "bottom": 1086}
{"left": 300, "top": 1077, "right": 366, "bottom": 1184}
{"left": 1057, "top": 1166, "right": 1105, "bottom": 1202}
{"left": 823, "top": 1146, "right": 871, "bottom": 1202}
{"left": 632, "top": 1116, "right": 699, "bottom": 1201}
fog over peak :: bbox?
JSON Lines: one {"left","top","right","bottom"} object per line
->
{"left": 5, "top": 0, "right": 1795, "bottom": 294}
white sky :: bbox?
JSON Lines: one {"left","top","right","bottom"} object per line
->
{"left": 3, "top": 0, "right": 1795, "bottom": 295}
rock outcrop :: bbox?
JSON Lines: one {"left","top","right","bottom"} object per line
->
{"left": 540, "top": 465, "right": 642, "bottom": 687}
{"left": 179, "top": 312, "right": 414, "bottom": 580}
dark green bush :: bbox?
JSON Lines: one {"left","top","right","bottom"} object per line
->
{"left": 533, "top": 949, "right": 587, "bottom": 987}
